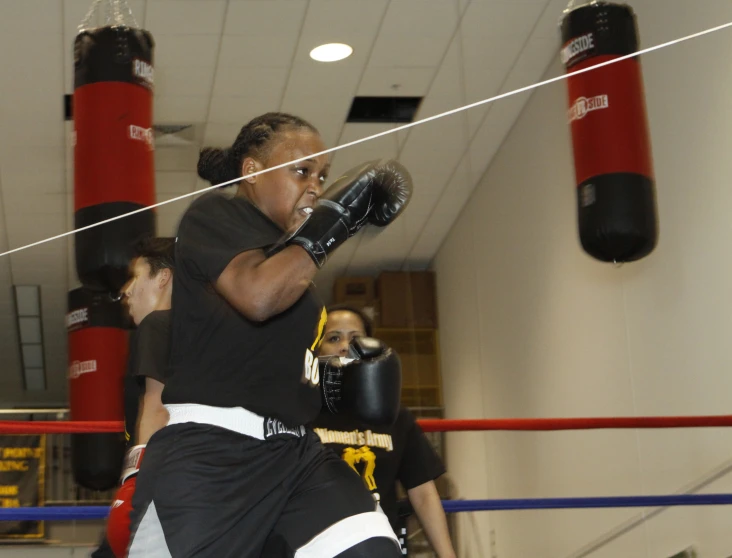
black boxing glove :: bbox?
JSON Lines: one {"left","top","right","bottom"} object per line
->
{"left": 368, "top": 159, "right": 413, "bottom": 227}
{"left": 288, "top": 160, "right": 412, "bottom": 268}
{"left": 320, "top": 337, "right": 402, "bottom": 426}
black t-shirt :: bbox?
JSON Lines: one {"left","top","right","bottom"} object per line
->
{"left": 161, "top": 192, "right": 326, "bottom": 427}
{"left": 310, "top": 407, "right": 446, "bottom": 530}
{"left": 123, "top": 310, "right": 171, "bottom": 447}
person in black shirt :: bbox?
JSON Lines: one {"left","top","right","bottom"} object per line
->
{"left": 127, "top": 112, "right": 412, "bottom": 558}
{"left": 312, "top": 305, "right": 456, "bottom": 558}
{"left": 92, "top": 236, "right": 175, "bottom": 558}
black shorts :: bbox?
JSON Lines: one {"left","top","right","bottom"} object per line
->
{"left": 127, "top": 421, "right": 401, "bottom": 557}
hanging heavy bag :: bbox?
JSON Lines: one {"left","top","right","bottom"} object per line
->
{"left": 73, "top": 25, "right": 156, "bottom": 292}
{"left": 67, "top": 287, "right": 129, "bottom": 491}
{"left": 561, "top": 1, "right": 658, "bottom": 262}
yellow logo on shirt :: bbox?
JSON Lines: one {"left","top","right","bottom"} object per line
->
{"left": 313, "top": 428, "right": 394, "bottom": 452}
{"left": 343, "top": 446, "right": 377, "bottom": 491}
{"left": 311, "top": 307, "right": 327, "bottom": 351}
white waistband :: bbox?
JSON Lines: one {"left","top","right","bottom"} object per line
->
{"left": 165, "top": 403, "right": 306, "bottom": 441}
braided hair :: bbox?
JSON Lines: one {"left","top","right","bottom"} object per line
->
{"left": 197, "top": 112, "right": 319, "bottom": 186}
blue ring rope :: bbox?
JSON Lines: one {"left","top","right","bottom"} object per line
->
{"left": 2, "top": 494, "right": 732, "bottom": 520}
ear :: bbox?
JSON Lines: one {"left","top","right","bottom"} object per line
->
{"left": 157, "top": 268, "right": 172, "bottom": 288}
{"left": 241, "top": 157, "right": 260, "bottom": 185}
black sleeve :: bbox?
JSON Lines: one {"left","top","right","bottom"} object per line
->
{"left": 397, "top": 409, "right": 446, "bottom": 490}
{"left": 177, "top": 193, "right": 277, "bottom": 283}
{"left": 133, "top": 313, "right": 170, "bottom": 385}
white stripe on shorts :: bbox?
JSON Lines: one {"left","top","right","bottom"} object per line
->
{"left": 294, "top": 510, "right": 400, "bottom": 558}
{"left": 127, "top": 501, "right": 172, "bottom": 558}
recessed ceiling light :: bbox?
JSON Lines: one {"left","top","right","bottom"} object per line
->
{"left": 310, "top": 43, "right": 353, "bottom": 62}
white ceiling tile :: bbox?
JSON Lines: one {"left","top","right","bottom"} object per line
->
{"left": 217, "top": 34, "right": 296, "bottom": 68}
{"left": 279, "top": 94, "right": 351, "bottom": 148}
{"left": 154, "top": 96, "right": 210, "bottom": 122}
{"left": 213, "top": 67, "right": 288, "bottom": 97}
{"left": 145, "top": 0, "right": 226, "bottom": 35}
{"left": 0, "top": 148, "right": 66, "bottom": 191}
{"left": 283, "top": 59, "right": 365, "bottom": 99}
{"left": 459, "top": 2, "right": 535, "bottom": 136}
{"left": 202, "top": 122, "right": 243, "bottom": 146}
{"left": 156, "top": 171, "right": 197, "bottom": 194}
{"left": 0, "top": 122, "right": 65, "bottom": 149}
{"left": 0, "top": 0, "right": 63, "bottom": 35}
{"left": 154, "top": 34, "right": 221, "bottom": 67}
{"left": 224, "top": 1, "right": 307, "bottom": 37}
{"left": 293, "top": 0, "right": 389, "bottom": 66}
{"left": 501, "top": 36, "right": 558, "bottom": 93}
{"left": 368, "top": 0, "right": 458, "bottom": 68}
{"left": 154, "top": 146, "right": 201, "bottom": 174}
{"left": 329, "top": 124, "right": 406, "bottom": 178}
{"left": 0, "top": 34, "right": 65, "bottom": 117}
{"left": 356, "top": 67, "right": 434, "bottom": 97}
{"left": 156, "top": 66, "right": 216, "bottom": 97}
{"left": 208, "top": 96, "right": 277, "bottom": 125}
{"left": 534, "top": 0, "right": 571, "bottom": 41}
{"left": 1, "top": 175, "right": 66, "bottom": 197}
{"left": 474, "top": 1, "right": 546, "bottom": 41}
{"left": 412, "top": 36, "right": 462, "bottom": 116}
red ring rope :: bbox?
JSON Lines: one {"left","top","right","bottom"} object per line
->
{"left": 3, "top": 415, "right": 732, "bottom": 434}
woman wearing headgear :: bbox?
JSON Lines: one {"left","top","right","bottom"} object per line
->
{"left": 126, "top": 112, "right": 413, "bottom": 557}
{"left": 312, "top": 304, "right": 456, "bottom": 558}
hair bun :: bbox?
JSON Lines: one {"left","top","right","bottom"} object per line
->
{"left": 197, "top": 147, "right": 239, "bottom": 186}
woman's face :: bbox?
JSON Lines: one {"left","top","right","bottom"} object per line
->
{"left": 318, "top": 310, "right": 368, "bottom": 357}
{"left": 243, "top": 128, "right": 330, "bottom": 233}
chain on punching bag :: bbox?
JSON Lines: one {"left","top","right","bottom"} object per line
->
{"left": 560, "top": 1, "right": 658, "bottom": 263}
{"left": 73, "top": 6, "right": 156, "bottom": 293}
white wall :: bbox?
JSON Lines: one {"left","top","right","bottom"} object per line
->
{"left": 434, "top": 1, "right": 732, "bottom": 556}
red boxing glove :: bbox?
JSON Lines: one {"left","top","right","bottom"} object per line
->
{"left": 106, "top": 445, "right": 145, "bottom": 557}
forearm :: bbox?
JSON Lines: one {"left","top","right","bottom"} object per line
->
{"left": 135, "top": 397, "right": 169, "bottom": 445}
{"left": 408, "top": 482, "right": 456, "bottom": 558}
{"left": 218, "top": 246, "right": 317, "bottom": 321}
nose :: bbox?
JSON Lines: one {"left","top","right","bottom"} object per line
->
{"left": 309, "top": 178, "right": 323, "bottom": 199}
{"left": 122, "top": 279, "right": 134, "bottom": 299}
{"left": 338, "top": 342, "right": 350, "bottom": 356}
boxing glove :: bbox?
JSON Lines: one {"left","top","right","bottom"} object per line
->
{"left": 368, "top": 160, "right": 413, "bottom": 227}
{"left": 321, "top": 337, "right": 402, "bottom": 426}
{"left": 106, "top": 445, "right": 145, "bottom": 557}
{"left": 288, "top": 160, "right": 413, "bottom": 268}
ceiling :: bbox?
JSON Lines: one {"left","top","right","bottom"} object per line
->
{"left": 0, "top": 0, "right": 566, "bottom": 402}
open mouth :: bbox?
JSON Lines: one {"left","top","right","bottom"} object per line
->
{"left": 298, "top": 207, "right": 314, "bottom": 218}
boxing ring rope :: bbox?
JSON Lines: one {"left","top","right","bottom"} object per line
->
{"left": 2, "top": 416, "right": 732, "bottom": 521}
{"left": 5, "top": 414, "right": 732, "bottom": 434}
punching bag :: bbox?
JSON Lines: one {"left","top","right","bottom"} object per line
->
{"left": 67, "top": 288, "right": 129, "bottom": 491}
{"left": 561, "top": 1, "right": 658, "bottom": 262}
{"left": 73, "top": 25, "right": 156, "bottom": 293}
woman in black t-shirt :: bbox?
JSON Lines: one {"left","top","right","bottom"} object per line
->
{"left": 126, "top": 113, "right": 411, "bottom": 558}
{"left": 312, "top": 305, "right": 456, "bottom": 558}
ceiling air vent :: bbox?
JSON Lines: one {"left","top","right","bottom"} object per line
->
{"left": 346, "top": 96, "right": 422, "bottom": 124}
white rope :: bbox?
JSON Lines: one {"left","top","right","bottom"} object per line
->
{"left": 2, "top": 19, "right": 731, "bottom": 259}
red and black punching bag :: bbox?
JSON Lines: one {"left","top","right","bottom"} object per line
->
{"left": 67, "top": 288, "right": 129, "bottom": 491}
{"left": 73, "top": 26, "right": 156, "bottom": 292}
{"left": 561, "top": 2, "right": 658, "bottom": 262}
